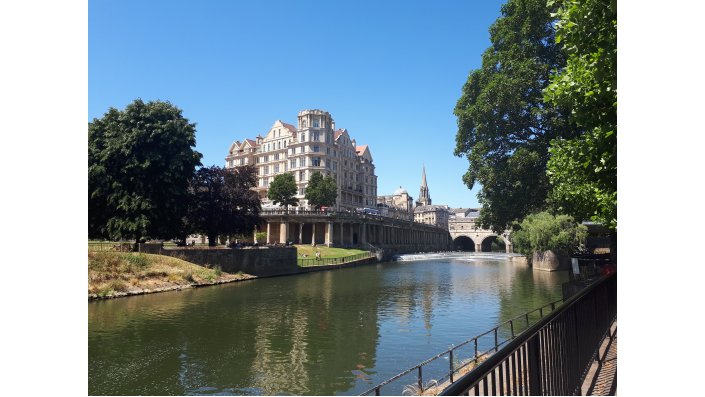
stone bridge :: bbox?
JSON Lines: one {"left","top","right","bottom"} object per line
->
{"left": 449, "top": 217, "right": 513, "bottom": 253}
{"left": 258, "top": 209, "right": 451, "bottom": 255}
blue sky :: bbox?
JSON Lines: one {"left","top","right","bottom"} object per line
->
{"left": 89, "top": 0, "right": 506, "bottom": 209}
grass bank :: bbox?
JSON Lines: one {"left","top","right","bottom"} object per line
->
{"left": 294, "top": 244, "right": 367, "bottom": 258}
{"left": 88, "top": 252, "right": 254, "bottom": 299}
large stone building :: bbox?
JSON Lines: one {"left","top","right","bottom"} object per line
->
{"left": 376, "top": 186, "right": 414, "bottom": 220}
{"left": 412, "top": 166, "right": 450, "bottom": 229}
{"left": 225, "top": 109, "right": 377, "bottom": 211}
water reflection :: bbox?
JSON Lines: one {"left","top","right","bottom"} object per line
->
{"left": 89, "top": 256, "right": 566, "bottom": 395}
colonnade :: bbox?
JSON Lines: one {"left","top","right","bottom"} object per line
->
{"left": 256, "top": 217, "right": 451, "bottom": 250}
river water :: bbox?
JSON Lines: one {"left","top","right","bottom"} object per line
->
{"left": 88, "top": 253, "right": 567, "bottom": 395}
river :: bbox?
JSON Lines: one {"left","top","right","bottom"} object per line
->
{"left": 88, "top": 253, "right": 567, "bottom": 395}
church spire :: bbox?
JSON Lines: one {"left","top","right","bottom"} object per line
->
{"left": 421, "top": 164, "right": 427, "bottom": 189}
{"left": 417, "top": 165, "right": 431, "bottom": 206}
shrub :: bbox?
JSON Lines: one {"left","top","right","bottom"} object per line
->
{"left": 125, "top": 253, "right": 149, "bottom": 270}
{"left": 511, "top": 212, "right": 586, "bottom": 256}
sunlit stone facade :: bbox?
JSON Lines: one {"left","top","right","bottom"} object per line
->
{"left": 225, "top": 110, "right": 377, "bottom": 210}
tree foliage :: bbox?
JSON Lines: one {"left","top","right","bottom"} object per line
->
{"left": 186, "top": 165, "right": 261, "bottom": 246}
{"left": 511, "top": 212, "right": 586, "bottom": 255}
{"left": 88, "top": 99, "right": 202, "bottom": 242}
{"left": 267, "top": 173, "right": 298, "bottom": 210}
{"left": 305, "top": 172, "right": 338, "bottom": 210}
{"left": 454, "top": 0, "right": 576, "bottom": 233}
{"left": 543, "top": 0, "right": 617, "bottom": 229}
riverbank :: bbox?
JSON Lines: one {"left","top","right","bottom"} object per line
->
{"left": 88, "top": 252, "right": 255, "bottom": 300}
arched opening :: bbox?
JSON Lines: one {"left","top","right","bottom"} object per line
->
{"left": 481, "top": 236, "right": 506, "bottom": 252}
{"left": 453, "top": 236, "right": 476, "bottom": 252}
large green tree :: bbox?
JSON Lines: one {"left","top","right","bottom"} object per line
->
{"left": 267, "top": 173, "right": 298, "bottom": 212}
{"left": 305, "top": 172, "right": 338, "bottom": 210}
{"left": 511, "top": 211, "right": 587, "bottom": 256}
{"left": 543, "top": 0, "right": 617, "bottom": 229}
{"left": 186, "top": 165, "right": 261, "bottom": 246}
{"left": 88, "top": 99, "right": 202, "bottom": 242}
{"left": 453, "top": 0, "right": 575, "bottom": 232}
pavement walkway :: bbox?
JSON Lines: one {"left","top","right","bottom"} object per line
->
{"left": 581, "top": 321, "right": 617, "bottom": 395}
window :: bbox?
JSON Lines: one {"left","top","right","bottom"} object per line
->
{"left": 274, "top": 164, "right": 279, "bottom": 173}
{"left": 312, "top": 132, "right": 320, "bottom": 141}
{"left": 299, "top": 157, "right": 305, "bottom": 167}
{"left": 290, "top": 159, "right": 296, "bottom": 169}
{"left": 274, "top": 153, "right": 280, "bottom": 160}
{"left": 312, "top": 157, "right": 320, "bottom": 167}
{"left": 299, "top": 170, "right": 305, "bottom": 181}
{"left": 313, "top": 120, "right": 319, "bottom": 128}
{"left": 313, "top": 146, "right": 320, "bottom": 152}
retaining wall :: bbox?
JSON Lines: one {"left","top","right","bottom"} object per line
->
{"left": 140, "top": 244, "right": 299, "bottom": 277}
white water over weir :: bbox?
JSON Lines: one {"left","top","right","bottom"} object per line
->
{"left": 393, "top": 252, "right": 525, "bottom": 262}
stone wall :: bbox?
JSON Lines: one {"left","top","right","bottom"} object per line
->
{"left": 532, "top": 250, "right": 571, "bottom": 272}
{"left": 142, "top": 245, "right": 298, "bottom": 277}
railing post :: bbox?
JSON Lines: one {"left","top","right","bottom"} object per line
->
{"left": 494, "top": 328, "right": 498, "bottom": 351}
{"left": 474, "top": 338, "right": 478, "bottom": 363}
{"left": 418, "top": 366, "right": 423, "bottom": 393}
{"left": 449, "top": 349, "right": 454, "bottom": 383}
{"left": 527, "top": 334, "right": 542, "bottom": 395}
{"left": 510, "top": 320, "right": 515, "bottom": 338}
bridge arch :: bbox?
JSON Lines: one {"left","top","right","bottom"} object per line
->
{"left": 453, "top": 236, "right": 476, "bottom": 252}
{"left": 480, "top": 235, "right": 505, "bottom": 252}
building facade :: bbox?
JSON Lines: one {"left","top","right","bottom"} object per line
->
{"left": 376, "top": 186, "right": 414, "bottom": 220}
{"left": 225, "top": 109, "right": 377, "bottom": 211}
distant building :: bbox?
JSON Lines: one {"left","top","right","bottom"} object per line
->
{"left": 225, "top": 109, "right": 377, "bottom": 211}
{"left": 449, "top": 208, "right": 480, "bottom": 219}
{"left": 448, "top": 208, "right": 481, "bottom": 234}
{"left": 377, "top": 186, "right": 414, "bottom": 220}
{"left": 412, "top": 166, "right": 449, "bottom": 229}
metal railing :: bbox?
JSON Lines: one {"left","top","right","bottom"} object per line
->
{"left": 360, "top": 299, "right": 565, "bottom": 396}
{"left": 440, "top": 272, "right": 617, "bottom": 396}
{"left": 298, "top": 251, "right": 375, "bottom": 267}
{"left": 88, "top": 242, "right": 134, "bottom": 252}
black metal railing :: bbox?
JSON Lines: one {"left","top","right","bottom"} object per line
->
{"left": 298, "top": 251, "right": 375, "bottom": 267}
{"left": 440, "top": 272, "right": 617, "bottom": 396}
{"left": 359, "top": 300, "right": 566, "bottom": 396}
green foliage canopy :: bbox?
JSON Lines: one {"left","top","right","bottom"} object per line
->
{"left": 305, "top": 172, "right": 338, "bottom": 210}
{"left": 544, "top": 0, "right": 617, "bottom": 229}
{"left": 267, "top": 173, "right": 298, "bottom": 210}
{"left": 88, "top": 99, "right": 202, "bottom": 242}
{"left": 186, "top": 165, "right": 261, "bottom": 246}
{"left": 511, "top": 211, "right": 587, "bottom": 255}
{"left": 453, "top": 0, "right": 576, "bottom": 232}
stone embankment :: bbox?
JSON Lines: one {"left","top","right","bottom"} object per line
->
{"left": 88, "top": 274, "right": 256, "bottom": 301}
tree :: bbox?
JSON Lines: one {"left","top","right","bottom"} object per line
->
{"left": 88, "top": 99, "right": 202, "bottom": 243}
{"left": 186, "top": 165, "right": 261, "bottom": 246}
{"left": 267, "top": 173, "right": 298, "bottom": 212}
{"left": 453, "top": 0, "right": 576, "bottom": 232}
{"left": 543, "top": 0, "right": 617, "bottom": 230}
{"left": 305, "top": 172, "right": 338, "bottom": 210}
{"left": 511, "top": 212, "right": 587, "bottom": 256}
